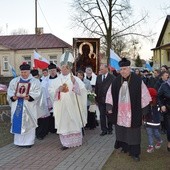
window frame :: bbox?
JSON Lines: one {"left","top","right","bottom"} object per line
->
{"left": 49, "top": 55, "right": 58, "bottom": 65}
{"left": 167, "top": 51, "right": 170, "bottom": 62}
{"left": 22, "top": 55, "right": 32, "bottom": 67}
{"left": 2, "top": 56, "right": 9, "bottom": 71}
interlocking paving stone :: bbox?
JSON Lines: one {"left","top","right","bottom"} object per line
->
{"left": 0, "top": 126, "right": 115, "bottom": 170}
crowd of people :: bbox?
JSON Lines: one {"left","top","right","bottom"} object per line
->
{"left": 133, "top": 65, "right": 170, "bottom": 155}
{"left": 6, "top": 54, "right": 170, "bottom": 162}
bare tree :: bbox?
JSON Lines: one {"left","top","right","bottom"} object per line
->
{"left": 71, "top": 0, "right": 151, "bottom": 63}
{"left": 10, "top": 28, "right": 28, "bottom": 35}
{"left": 112, "top": 37, "right": 126, "bottom": 56}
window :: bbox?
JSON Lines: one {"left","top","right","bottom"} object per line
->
{"left": 3, "top": 56, "right": 8, "bottom": 71}
{"left": 22, "top": 55, "right": 31, "bottom": 67}
{"left": 167, "top": 51, "right": 170, "bottom": 61}
{"left": 49, "top": 55, "right": 58, "bottom": 65}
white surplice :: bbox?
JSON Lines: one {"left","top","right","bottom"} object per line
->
{"left": 7, "top": 75, "right": 41, "bottom": 146}
{"left": 48, "top": 73, "right": 87, "bottom": 147}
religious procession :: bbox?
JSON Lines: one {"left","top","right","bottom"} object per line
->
{"left": 3, "top": 48, "right": 170, "bottom": 165}
{"left": 1, "top": 0, "right": 170, "bottom": 168}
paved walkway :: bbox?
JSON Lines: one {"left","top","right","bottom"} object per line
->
{"left": 0, "top": 127, "right": 115, "bottom": 170}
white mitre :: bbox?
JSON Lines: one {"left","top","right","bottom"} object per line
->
{"left": 60, "top": 51, "right": 74, "bottom": 68}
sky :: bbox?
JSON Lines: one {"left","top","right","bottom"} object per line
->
{"left": 0, "top": 0, "right": 169, "bottom": 60}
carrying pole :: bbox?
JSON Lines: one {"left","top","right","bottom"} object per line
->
{"left": 71, "top": 73, "right": 87, "bottom": 143}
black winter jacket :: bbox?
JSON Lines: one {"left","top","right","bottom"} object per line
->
{"left": 158, "top": 82, "right": 170, "bottom": 115}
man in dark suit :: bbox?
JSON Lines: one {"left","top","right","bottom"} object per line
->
{"left": 95, "top": 64, "right": 115, "bottom": 136}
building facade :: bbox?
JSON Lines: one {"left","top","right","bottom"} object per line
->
{"left": 0, "top": 33, "right": 72, "bottom": 77}
{"left": 152, "top": 15, "right": 170, "bottom": 69}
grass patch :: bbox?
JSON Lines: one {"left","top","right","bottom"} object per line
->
{"left": 102, "top": 127, "right": 170, "bottom": 170}
{"left": 0, "top": 121, "right": 13, "bottom": 147}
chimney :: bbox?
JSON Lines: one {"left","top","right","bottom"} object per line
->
{"left": 36, "top": 27, "right": 44, "bottom": 35}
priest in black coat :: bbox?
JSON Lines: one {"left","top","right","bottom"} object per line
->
{"left": 110, "top": 58, "right": 151, "bottom": 161}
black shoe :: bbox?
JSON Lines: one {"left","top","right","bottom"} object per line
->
{"left": 50, "top": 130, "right": 57, "bottom": 134}
{"left": 61, "top": 146, "right": 69, "bottom": 150}
{"left": 132, "top": 156, "right": 140, "bottom": 162}
{"left": 37, "top": 136, "right": 44, "bottom": 140}
{"left": 25, "top": 145, "right": 32, "bottom": 148}
{"left": 18, "top": 145, "right": 32, "bottom": 148}
{"left": 108, "top": 131, "right": 113, "bottom": 135}
{"left": 100, "top": 132, "right": 107, "bottom": 136}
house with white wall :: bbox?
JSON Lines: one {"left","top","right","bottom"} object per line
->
{"left": 0, "top": 33, "right": 72, "bottom": 77}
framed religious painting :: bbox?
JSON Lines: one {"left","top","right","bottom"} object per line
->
{"left": 73, "top": 38, "right": 100, "bottom": 74}
{"left": 15, "top": 82, "right": 31, "bottom": 98}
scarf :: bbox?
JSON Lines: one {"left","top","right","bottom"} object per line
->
{"left": 12, "top": 78, "right": 31, "bottom": 134}
{"left": 117, "top": 81, "right": 132, "bottom": 127}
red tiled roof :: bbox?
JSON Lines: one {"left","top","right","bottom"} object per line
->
{"left": 0, "top": 33, "right": 72, "bottom": 50}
